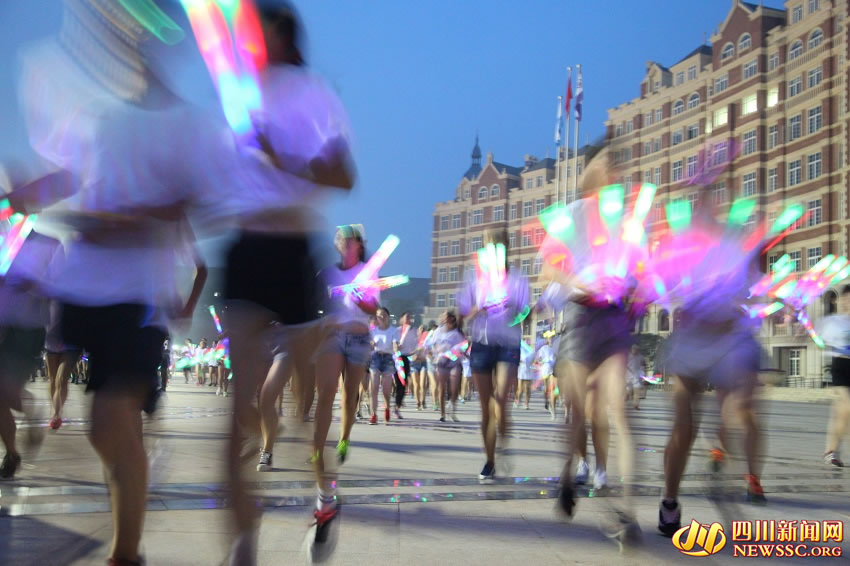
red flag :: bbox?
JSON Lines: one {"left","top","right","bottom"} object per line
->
{"left": 565, "top": 67, "right": 573, "bottom": 115}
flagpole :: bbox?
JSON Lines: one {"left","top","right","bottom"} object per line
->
{"left": 555, "top": 95, "right": 563, "bottom": 205}
{"left": 562, "top": 67, "right": 572, "bottom": 205}
{"left": 572, "top": 64, "right": 582, "bottom": 200}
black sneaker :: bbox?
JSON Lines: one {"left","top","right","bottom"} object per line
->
{"left": 478, "top": 462, "right": 495, "bottom": 483}
{"left": 557, "top": 484, "right": 576, "bottom": 517}
{"left": 308, "top": 504, "right": 340, "bottom": 563}
{"left": 658, "top": 499, "right": 681, "bottom": 537}
{"left": 0, "top": 452, "right": 21, "bottom": 479}
{"left": 257, "top": 451, "right": 272, "bottom": 472}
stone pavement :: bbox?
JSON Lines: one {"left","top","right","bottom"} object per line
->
{"left": 0, "top": 380, "right": 847, "bottom": 565}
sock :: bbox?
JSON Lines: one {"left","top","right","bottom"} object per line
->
{"left": 316, "top": 487, "right": 336, "bottom": 512}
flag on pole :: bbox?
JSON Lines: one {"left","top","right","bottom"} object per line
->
{"left": 565, "top": 66, "right": 573, "bottom": 115}
{"left": 574, "top": 64, "right": 583, "bottom": 121}
{"left": 554, "top": 96, "right": 563, "bottom": 145}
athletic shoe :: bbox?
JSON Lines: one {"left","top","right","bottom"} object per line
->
{"left": 369, "top": 414, "right": 377, "bottom": 425}
{"left": 0, "top": 452, "right": 21, "bottom": 479}
{"left": 355, "top": 411, "right": 362, "bottom": 420}
{"left": 307, "top": 504, "right": 340, "bottom": 564}
{"left": 107, "top": 557, "right": 146, "bottom": 566}
{"left": 824, "top": 451, "right": 844, "bottom": 467}
{"left": 593, "top": 469, "right": 608, "bottom": 491}
{"left": 525, "top": 405, "right": 530, "bottom": 410}
{"left": 708, "top": 448, "right": 725, "bottom": 473}
{"left": 746, "top": 474, "right": 767, "bottom": 505}
{"left": 575, "top": 459, "right": 589, "bottom": 485}
{"left": 459, "top": 398, "right": 465, "bottom": 404}
{"left": 478, "top": 461, "right": 495, "bottom": 483}
{"left": 451, "top": 410, "right": 460, "bottom": 423}
{"left": 439, "top": 417, "right": 446, "bottom": 422}
{"left": 601, "top": 509, "right": 642, "bottom": 551}
{"left": 433, "top": 404, "right": 440, "bottom": 411}
{"left": 49, "top": 415, "right": 62, "bottom": 430}
{"left": 394, "top": 408, "right": 402, "bottom": 419}
{"left": 385, "top": 407, "right": 391, "bottom": 423}
{"left": 336, "top": 439, "right": 349, "bottom": 465}
{"left": 557, "top": 484, "right": 576, "bottom": 517}
{"left": 257, "top": 451, "right": 273, "bottom": 472}
{"left": 658, "top": 499, "right": 681, "bottom": 537}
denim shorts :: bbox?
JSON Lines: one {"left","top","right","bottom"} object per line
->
{"left": 410, "top": 359, "right": 426, "bottom": 373}
{"left": 370, "top": 351, "right": 395, "bottom": 373}
{"left": 468, "top": 342, "right": 520, "bottom": 373}
{"left": 316, "top": 331, "right": 371, "bottom": 366}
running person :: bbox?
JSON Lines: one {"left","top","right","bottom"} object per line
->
{"left": 516, "top": 340, "right": 533, "bottom": 410}
{"left": 411, "top": 325, "right": 429, "bottom": 410}
{"left": 394, "top": 311, "right": 417, "bottom": 415}
{"left": 431, "top": 311, "right": 465, "bottom": 422}
{"left": 815, "top": 285, "right": 850, "bottom": 468}
{"left": 369, "top": 307, "right": 397, "bottom": 424}
{"left": 458, "top": 229, "right": 529, "bottom": 481}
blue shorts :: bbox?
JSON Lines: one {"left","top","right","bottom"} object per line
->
{"left": 370, "top": 352, "right": 395, "bottom": 373}
{"left": 316, "top": 331, "right": 371, "bottom": 367}
{"left": 410, "top": 359, "right": 426, "bottom": 373}
{"left": 469, "top": 342, "right": 520, "bottom": 373}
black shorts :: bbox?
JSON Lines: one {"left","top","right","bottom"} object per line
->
{"left": 60, "top": 303, "right": 166, "bottom": 403}
{"left": 225, "top": 231, "right": 321, "bottom": 325}
{"left": 0, "top": 326, "right": 46, "bottom": 394}
{"left": 831, "top": 357, "right": 850, "bottom": 388}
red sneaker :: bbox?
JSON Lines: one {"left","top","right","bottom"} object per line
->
{"left": 369, "top": 414, "right": 377, "bottom": 425}
{"left": 49, "top": 416, "right": 62, "bottom": 430}
{"left": 385, "top": 407, "right": 390, "bottom": 423}
{"left": 746, "top": 474, "right": 766, "bottom": 505}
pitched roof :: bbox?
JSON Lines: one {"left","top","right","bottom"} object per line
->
{"left": 463, "top": 163, "right": 482, "bottom": 180}
{"left": 525, "top": 157, "right": 556, "bottom": 173}
{"left": 492, "top": 161, "right": 522, "bottom": 176}
{"left": 674, "top": 44, "right": 712, "bottom": 65}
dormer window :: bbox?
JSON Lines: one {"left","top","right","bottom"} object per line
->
{"left": 721, "top": 43, "right": 735, "bottom": 60}
{"left": 738, "top": 34, "right": 752, "bottom": 51}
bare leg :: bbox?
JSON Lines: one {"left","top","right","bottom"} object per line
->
{"left": 663, "top": 376, "right": 701, "bottom": 500}
{"left": 0, "top": 401, "right": 18, "bottom": 458}
{"left": 557, "top": 359, "right": 590, "bottom": 483}
{"left": 313, "top": 350, "right": 344, "bottom": 489}
{"left": 259, "top": 357, "right": 292, "bottom": 454}
{"left": 339, "top": 362, "right": 364, "bottom": 442}
{"left": 369, "top": 369, "right": 380, "bottom": 418}
{"left": 826, "top": 386, "right": 850, "bottom": 454}
{"left": 381, "top": 372, "right": 393, "bottom": 417}
{"left": 437, "top": 368, "right": 448, "bottom": 419}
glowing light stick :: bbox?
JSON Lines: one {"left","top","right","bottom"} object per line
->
{"left": 0, "top": 199, "right": 13, "bottom": 222}
{"left": 747, "top": 301, "right": 784, "bottom": 319}
{"left": 393, "top": 353, "right": 407, "bottom": 386}
{"left": 796, "top": 308, "right": 824, "bottom": 348}
{"left": 539, "top": 203, "right": 575, "bottom": 244}
{"left": 665, "top": 200, "right": 691, "bottom": 234}
{"left": 727, "top": 198, "right": 756, "bottom": 227}
{"left": 328, "top": 274, "right": 409, "bottom": 299}
{"left": 117, "top": 0, "right": 185, "bottom": 44}
{"left": 641, "top": 374, "right": 663, "bottom": 385}
{"left": 598, "top": 184, "right": 624, "bottom": 229}
{"left": 209, "top": 305, "right": 223, "bottom": 333}
{"left": 510, "top": 305, "right": 531, "bottom": 327}
{"left": 770, "top": 203, "right": 805, "bottom": 236}
{"left": 475, "top": 243, "right": 508, "bottom": 308}
{"left": 0, "top": 214, "right": 38, "bottom": 276}
{"left": 353, "top": 234, "right": 400, "bottom": 286}
{"left": 442, "top": 340, "right": 470, "bottom": 362}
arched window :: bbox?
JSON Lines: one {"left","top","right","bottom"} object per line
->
{"left": 687, "top": 93, "right": 700, "bottom": 109}
{"left": 739, "top": 34, "right": 752, "bottom": 51}
{"left": 658, "top": 309, "right": 670, "bottom": 332}
{"left": 478, "top": 187, "right": 488, "bottom": 200}
{"left": 721, "top": 43, "right": 735, "bottom": 60}
{"left": 808, "top": 28, "right": 824, "bottom": 49}
{"left": 826, "top": 290, "right": 838, "bottom": 314}
{"left": 673, "top": 100, "right": 685, "bottom": 116}
{"left": 789, "top": 40, "right": 803, "bottom": 60}
{"left": 490, "top": 185, "right": 500, "bottom": 197}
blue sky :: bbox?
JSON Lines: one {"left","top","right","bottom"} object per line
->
{"left": 0, "top": 0, "right": 785, "bottom": 277}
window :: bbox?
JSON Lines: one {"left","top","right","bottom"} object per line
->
{"left": 533, "top": 287, "right": 542, "bottom": 302}
{"left": 788, "top": 76, "right": 802, "bottom": 97}
{"left": 533, "top": 228, "right": 544, "bottom": 245}
{"left": 687, "top": 93, "right": 700, "bottom": 109}
{"left": 615, "top": 125, "right": 623, "bottom": 137}
{"left": 525, "top": 178, "right": 533, "bottom": 189}
{"left": 808, "top": 152, "right": 822, "bottom": 179}
{"left": 742, "top": 130, "right": 757, "bottom": 155}
{"left": 676, "top": 71, "right": 684, "bottom": 85}
{"left": 523, "top": 201, "right": 533, "bottom": 217}
{"left": 673, "top": 100, "right": 684, "bottom": 115}
{"left": 686, "top": 155, "right": 698, "bottom": 178}
{"left": 688, "top": 65, "right": 697, "bottom": 80}
{"left": 658, "top": 310, "right": 670, "bottom": 332}
{"left": 743, "top": 59, "right": 757, "bottom": 79}
{"left": 768, "top": 125, "right": 778, "bottom": 149}
{"left": 768, "top": 168, "right": 777, "bottom": 192}
{"left": 742, "top": 94, "right": 758, "bottom": 115}
{"left": 713, "top": 182, "right": 727, "bottom": 204}
{"left": 687, "top": 124, "right": 699, "bottom": 140}
{"left": 478, "top": 187, "right": 488, "bottom": 200}
{"left": 792, "top": 5, "right": 803, "bottom": 24}
{"left": 788, "top": 159, "right": 802, "bottom": 186}
{"left": 769, "top": 53, "right": 779, "bottom": 71}
{"left": 808, "top": 106, "right": 822, "bottom": 133}
{"left": 644, "top": 170, "right": 651, "bottom": 183}
{"left": 449, "top": 267, "right": 459, "bottom": 282}
{"left": 809, "top": 29, "right": 823, "bottom": 50}
{"left": 624, "top": 175, "right": 632, "bottom": 188}
{"left": 808, "top": 66, "right": 822, "bottom": 88}
{"left": 473, "top": 209, "right": 483, "bottom": 225}
{"left": 721, "top": 43, "right": 735, "bottom": 60}
{"left": 463, "top": 188, "right": 470, "bottom": 199}
{"left": 654, "top": 138, "right": 661, "bottom": 152}
{"left": 533, "top": 256, "right": 543, "bottom": 275}
{"left": 438, "top": 268, "right": 447, "bottom": 282}
{"left": 493, "top": 206, "right": 504, "bottom": 222}
{"left": 789, "top": 348, "right": 801, "bottom": 377}
{"left": 715, "top": 75, "right": 728, "bottom": 93}
{"left": 654, "top": 167, "right": 661, "bottom": 185}
{"left": 714, "top": 107, "right": 728, "bottom": 128}
{"left": 712, "top": 141, "right": 728, "bottom": 165}
{"left": 436, "top": 294, "right": 446, "bottom": 308}
{"left": 439, "top": 242, "right": 448, "bottom": 257}
{"left": 510, "top": 204, "right": 517, "bottom": 220}
{"left": 767, "top": 87, "right": 779, "bottom": 108}
{"left": 508, "top": 232, "right": 516, "bottom": 249}
{"left": 789, "top": 251, "right": 803, "bottom": 273}
{"left": 789, "top": 40, "right": 803, "bottom": 60}
{"left": 742, "top": 172, "right": 757, "bottom": 196}
{"left": 626, "top": 121, "right": 633, "bottom": 134}
{"left": 521, "top": 231, "right": 531, "bottom": 246}
{"left": 672, "top": 160, "right": 683, "bottom": 182}
{"left": 451, "top": 240, "right": 460, "bottom": 255}
{"left": 808, "top": 246, "right": 822, "bottom": 268}
{"left": 440, "top": 216, "right": 449, "bottom": 230}
{"left": 452, "top": 214, "right": 461, "bottom": 229}
{"left": 535, "top": 198, "right": 545, "bottom": 214}
{"left": 808, "top": 0, "right": 819, "bottom": 13}
{"left": 448, "top": 293, "right": 456, "bottom": 307}
{"left": 655, "top": 108, "right": 663, "bottom": 122}
{"left": 739, "top": 34, "right": 752, "bottom": 51}
{"left": 645, "top": 112, "right": 653, "bottom": 126}
{"left": 471, "top": 236, "right": 483, "bottom": 250}
{"left": 672, "top": 130, "right": 683, "bottom": 145}
{"left": 789, "top": 114, "right": 802, "bottom": 140}
{"left": 521, "top": 259, "right": 531, "bottom": 275}
{"left": 644, "top": 142, "right": 651, "bottom": 155}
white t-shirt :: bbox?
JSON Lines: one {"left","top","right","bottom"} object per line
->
{"left": 320, "top": 262, "right": 379, "bottom": 327}
{"left": 0, "top": 232, "right": 57, "bottom": 328}
{"left": 370, "top": 325, "right": 398, "bottom": 354}
{"left": 534, "top": 344, "right": 555, "bottom": 378}
{"left": 457, "top": 266, "right": 529, "bottom": 347}
{"left": 518, "top": 345, "right": 533, "bottom": 380}
{"left": 431, "top": 326, "right": 466, "bottom": 358}
{"left": 397, "top": 324, "right": 418, "bottom": 355}
{"left": 818, "top": 314, "right": 850, "bottom": 358}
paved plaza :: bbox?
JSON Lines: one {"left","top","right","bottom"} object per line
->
{"left": 0, "top": 381, "right": 847, "bottom": 565}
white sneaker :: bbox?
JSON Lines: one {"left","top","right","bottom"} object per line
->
{"left": 575, "top": 459, "right": 589, "bottom": 485}
{"left": 593, "top": 468, "right": 608, "bottom": 490}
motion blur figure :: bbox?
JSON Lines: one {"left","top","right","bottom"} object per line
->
{"left": 816, "top": 285, "right": 850, "bottom": 468}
